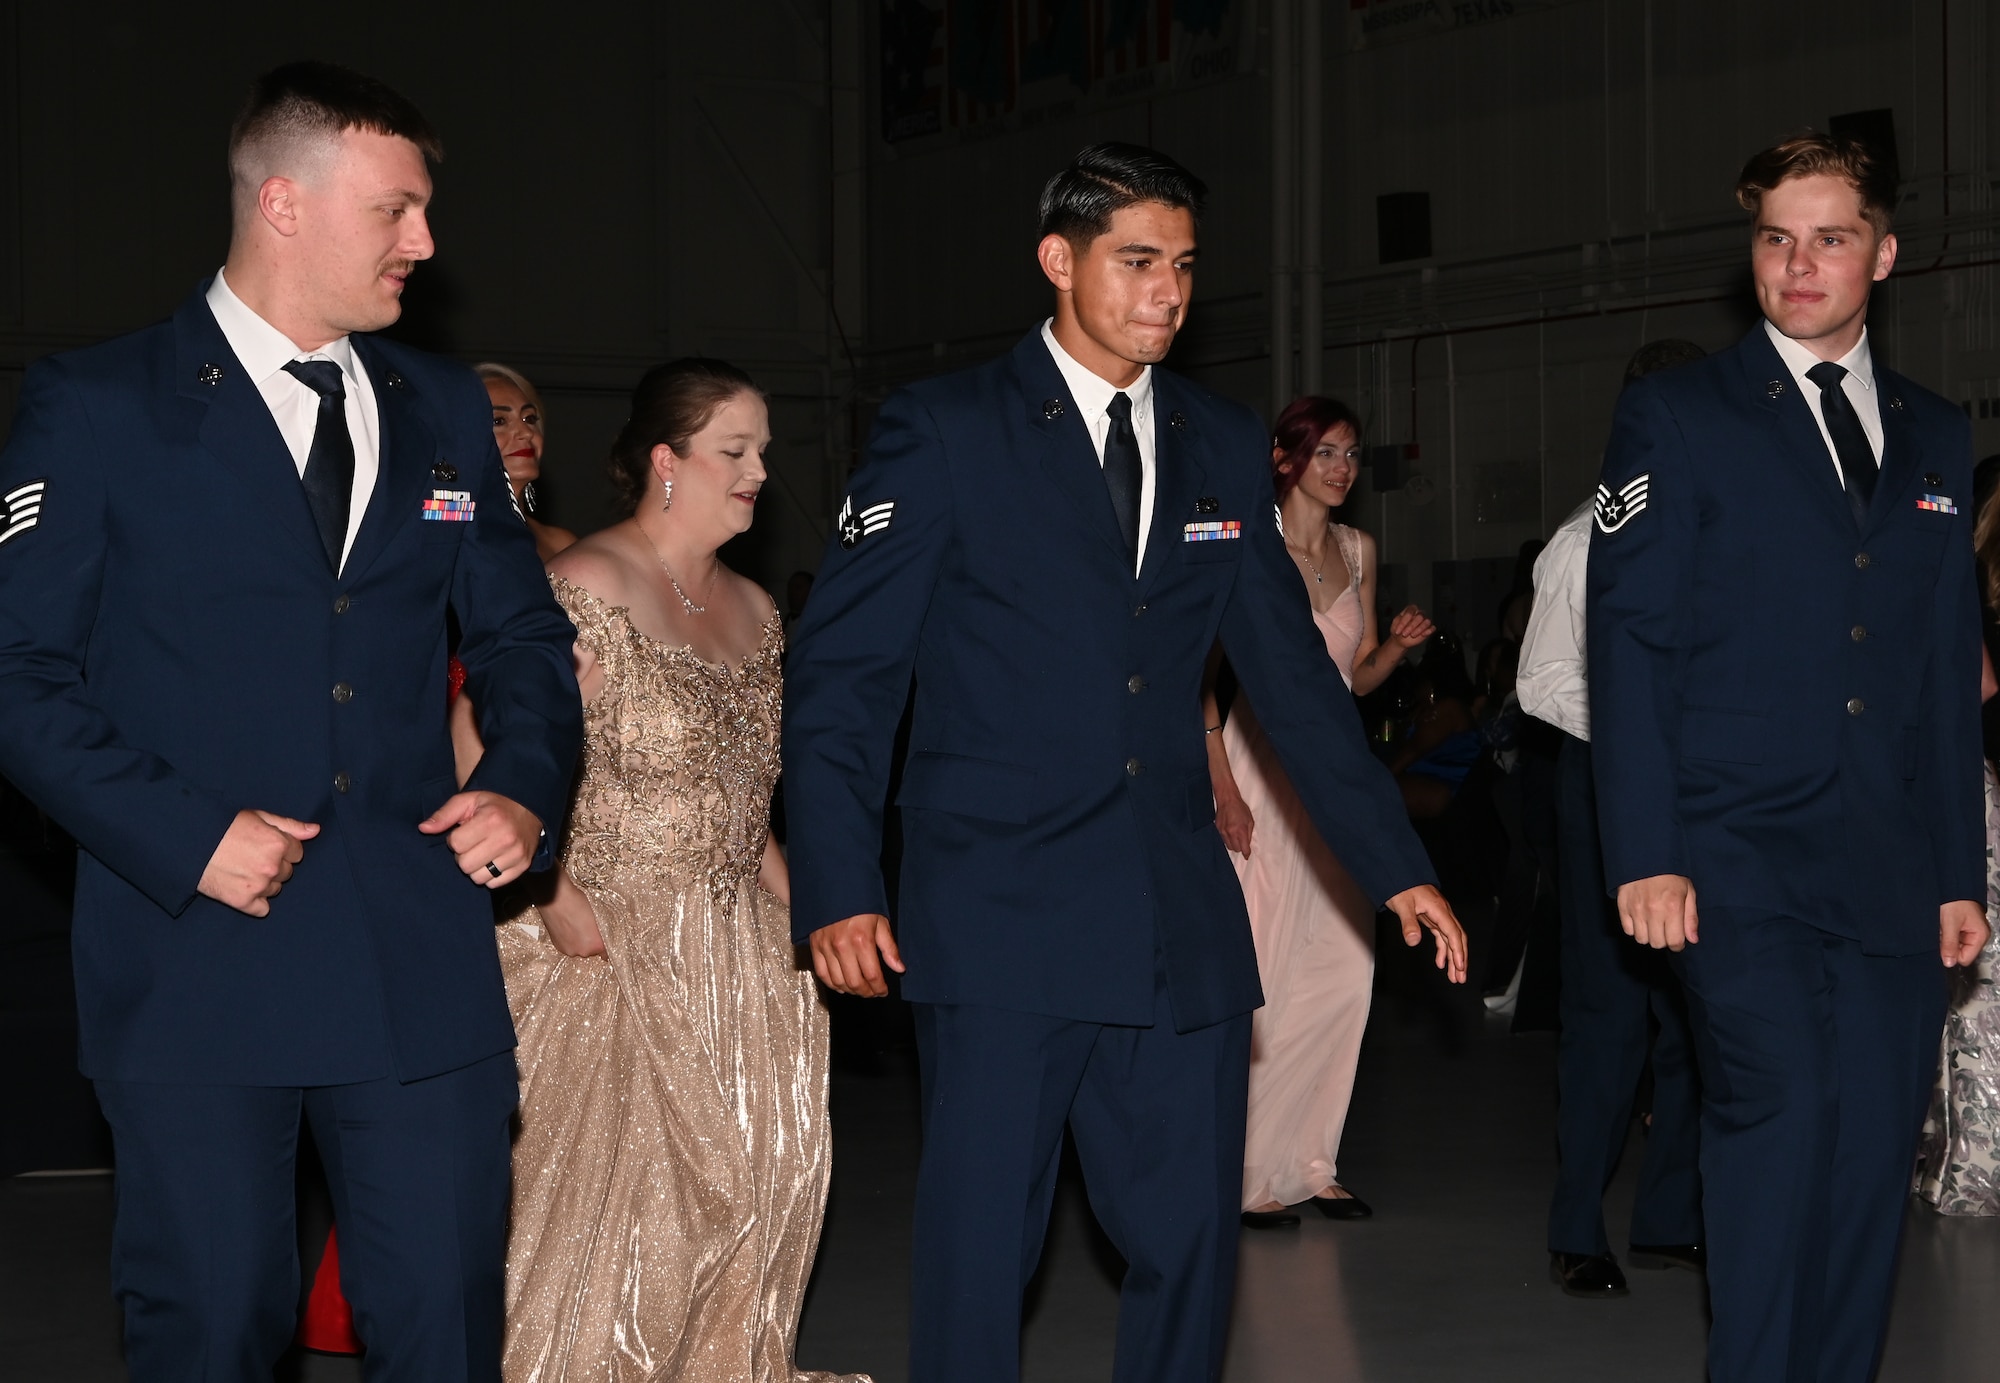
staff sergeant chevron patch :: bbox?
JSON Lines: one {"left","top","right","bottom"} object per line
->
{"left": 1594, "top": 474, "right": 1650, "bottom": 534}
{"left": 837, "top": 495, "right": 895, "bottom": 549}
{"left": 0, "top": 480, "right": 46, "bottom": 547}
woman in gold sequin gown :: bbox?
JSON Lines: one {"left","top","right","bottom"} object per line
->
{"left": 495, "top": 360, "right": 866, "bottom": 1383}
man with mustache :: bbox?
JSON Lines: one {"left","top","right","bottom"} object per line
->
{"left": 1589, "top": 131, "right": 1988, "bottom": 1382}
{"left": 784, "top": 142, "right": 1467, "bottom": 1383}
{"left": 0, "top": 62, "right": 580, "bottom": 1381}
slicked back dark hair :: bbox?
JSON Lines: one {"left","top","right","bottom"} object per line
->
{"left": 1622, "top": 338, "right": 1707, "bottom": 385}
{"left": 228, "top": 61, "right": 443, "bottom": 201}
{"left": 1038, "top": 143, "right": 1207, "bottom": 247}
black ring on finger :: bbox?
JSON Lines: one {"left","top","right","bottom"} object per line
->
{"left": 486, "top": 860, "right": 504, "bottom": 880}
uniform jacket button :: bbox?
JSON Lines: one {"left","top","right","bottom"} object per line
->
{"left": 334, "top": 771, "right": 352, "bottom": 793}
{"left": 332, "top": 683, "right": 353, "bottom": 704}
{"left": 1128, "top": 675, "right": 1147, "bottom": 693}
{"left": 1850, "top": 625, "right": 1867, "bottom": 642}
{"left": 1846, "top": 697, "right": 1865, "bottom": 716}
{"left": 1854, "top": 552, "right": 1871, "bottom": 569}
{"left": 1132, "top": 604, "right": 1146, "bottom": 617}
{"left": 1125, "top": 758, "right": 1144, "bottom": 776}
{"left": 332, "top": 594, "right": 350, "bottom": 614}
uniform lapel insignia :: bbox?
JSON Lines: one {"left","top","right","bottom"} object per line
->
{"left": 385, "top": 370, "right": 407, "bottom": 390}
{"left": 1042, "top": 398, "right": 1065, "bottom": 420}
{"left": 0, "top": 479, "right": 47, "bottom": 546}
{"left": 432, "top": 462, "right": 458, "bottom": 484}
{"left": 1917, "top": 493, "right": 1958, "bottom": 514}
{"left": 837, "top": 494, "right": 896, "bottom": 548}
{"left": 1888, "top": 395, "right": 1905, "bottom": 411}
{"left": 1195, "top": 496, "right": 1220, "bottom": 514}
{"left": 1169, "top": 411, "right": 1187, "bottom": 429}
{"left": 1925, "top": 471, "right": 1943, "bottom": 487}
{"left": 198, "top": 363, "right": 224, "bottom": 386}
{"left": 1766, "top": 379, "right": 1786, "bottom": 398}
{"left": 1594, "top": 473, "right": 1650, "bottom": 533}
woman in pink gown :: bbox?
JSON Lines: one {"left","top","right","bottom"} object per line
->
{"left": 1203, "top": 396, "right": 1436, "bottom": 1226}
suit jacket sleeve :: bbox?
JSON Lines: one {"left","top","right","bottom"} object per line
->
{"left": 1214, "top": 417, "right": 1435, "bottom": 906}
{"left": 0, "top": 359, "right": 238, "bottom": 912}
{"left": 782, "top": 390, "right": 953, "bottom": 940}
{"left": 444, "top": 370, "right": 583, "bottom": 855}
{"left": 1587, "top": 378, "right": 1694, "bottom": 887}
{"left": 1925, "top": 423, "right": 1985, "bottom": 905}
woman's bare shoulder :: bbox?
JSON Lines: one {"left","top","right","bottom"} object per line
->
{"left": 547, "top": 526, "right": 644, "bottom": 606}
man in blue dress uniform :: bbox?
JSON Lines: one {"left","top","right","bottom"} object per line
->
{"left": 0, "top": 64, "right": 581, "bottom": 1381}
{"left": 1589, "top": 132, "right": 1990, "bottom": 1382}
{"left": 783, "top": 144, "right": 1468, "bottom": 1383}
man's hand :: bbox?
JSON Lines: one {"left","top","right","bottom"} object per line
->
{"left": 1941, "top": 899, "right": 1990, "bottom": 969}
{"left": 1617, "top": 874, "right": 1699, "bottom": 951}
{"left": 1216, "top": 793, "right": 1255, "bottom": 859}
{"left": 810, "top": 914, "right": 906, "bottom": 997}
{"left": 1385, "top": 884, "right": 1469, "bottom": 983}
{"left": 198, "top": 809, "right": 320, "bottom": 917}
{"left": 419, "top": 791, "right": 543, "bottom": 889}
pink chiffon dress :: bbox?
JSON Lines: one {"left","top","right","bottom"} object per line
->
{"left": 1223, "top": 523, "right": 1377, "bottom": 1211}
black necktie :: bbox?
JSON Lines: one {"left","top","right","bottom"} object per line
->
{"left": 1103, "top": 392, "right": 1142, "bottom": 567}
{"left": 282, "top": 359, "right": 355, "bottom": 570}
{"left": 1805, "top": 360, "right": 1878, "bottom": 525}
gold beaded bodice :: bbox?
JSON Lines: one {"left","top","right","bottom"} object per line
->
{"left": 550, "top": 576, "right": 783, "bottom": 898}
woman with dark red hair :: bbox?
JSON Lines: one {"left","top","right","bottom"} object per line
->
{"left": 1202, "top": 395, "right": 1435, "bottom": 1228}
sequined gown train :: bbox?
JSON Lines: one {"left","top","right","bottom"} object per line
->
{"left": 496, "top": 578, "right": 865, "bottom": 1382}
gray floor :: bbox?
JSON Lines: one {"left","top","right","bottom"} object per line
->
{"left": 7, "top": 996, "right": 1999, "bottom": 1382}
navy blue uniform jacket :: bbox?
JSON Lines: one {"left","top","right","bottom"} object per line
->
{"left": 0, "top": 286, "right": 582, "bottom": 1084}
{"left": 783, "top": 331, "right": 1435, "bottom": 1032}
{"left": 1588, "top": 325, "right": 1983, "bottom": 956}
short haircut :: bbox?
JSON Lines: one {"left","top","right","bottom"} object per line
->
{"left": 1735, "top": 131, "right": 1896, "bottom": 237}
{"left": 1270, "top": 395, "right": 1363, "bottom": 504}
{"left": 475, "top": 362, "right": 546, "bottom": 421}
{"left": 228, "top": 61, "right": 443, "bottom": 206}
{"left": 1038, "top": 143, "right": 1207, "bottom": 247}
{"left": 1622, "top": 338, "right": 1707, "bottom": 385}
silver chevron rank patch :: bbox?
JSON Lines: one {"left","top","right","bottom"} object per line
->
{"left": 1594, "top": 474, "right": 1650, "bottom": 534}
{"left": 837, "top": 495, "right": 896, "bottom": 549}
{"left": 0, "top": 480, "right": 46, "bottom": 547}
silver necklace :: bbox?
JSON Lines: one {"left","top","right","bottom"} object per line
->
{"left": 1286, "top": 541, "right": 1326, "bottom": 584}
{"left": 641, "top": 531, "right": 718, "bottom": 614}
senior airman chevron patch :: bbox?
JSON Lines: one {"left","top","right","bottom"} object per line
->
{"left": 1594, "top": 474, "right": 1650, "bottom": 534}
{"left": 0, "top": 480, "right": 46, "bottom": 546}
{"left": 837, "top": 494, "right": 895, "bottom": 549}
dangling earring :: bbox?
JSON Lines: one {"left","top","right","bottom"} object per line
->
{"left": 661, "top": 479, "right": 673, "bottom": 513}
{"left": 522, "top": 480, "right": 539, "bottom": 515}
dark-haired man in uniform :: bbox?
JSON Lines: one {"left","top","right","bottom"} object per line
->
{"left": 784, "top": 143, "right": 1467, "bottom": 1383}
{"left": 0, "top": 64, "right": 580, "bottom": 1381}
{"left": 1589, "top": 133, "right": 1988, "bottom": 1382}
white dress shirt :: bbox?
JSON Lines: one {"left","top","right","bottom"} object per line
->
{"left": 1042, "top": 320, "right": 1158, "bottom": 573}
{"left": 1516, "top": 497, "right": 1594, "bottom": 741}
{"left": 1763, "top": 318, "right": 1883, "bottom": 485}
{"left": 206, "top": 269, "right": 381, "bottom": 571}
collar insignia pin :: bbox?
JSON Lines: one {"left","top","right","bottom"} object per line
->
{"left": 1766, "top": 380, "right": 1785, "bottom": 398}
{"left": 1926, "top": 471, "right": 1943, "bottom": 486}
{"left": 1042, "top": 398, "right": 1065, "bottom": 420}
{"left": 1889, "top": 395, "right": 1905, "bottom": 411}
{"left": 385, "top": 370, "right": 407, "bottom": 390}
{"left": 1195, "top": 496, "right": 1220, "bottom": 515}
{"left": 1170, "top": 411, "right": 1187, "bottom": 429}
{"left": 432, "top": 462, "right": 458, "bottom": 484}
{"left": 198, "top": 363, "right": 224, "bottom": 386}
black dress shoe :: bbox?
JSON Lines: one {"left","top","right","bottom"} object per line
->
{"left": 1310, "top": 1189, "right": 1373, "bottom": 1220}
{"left": 1550, "top": 1252, "right": 1629, "bottom": 1298}
{"left": 1627, "top": 1242, "right": 1705, "bottom": 1272}
{"left": 1239, "top": 1207, "right": 1302, "bottom": 1230}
